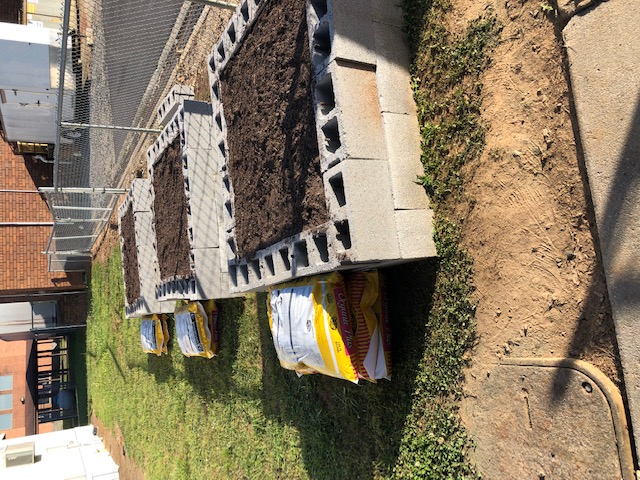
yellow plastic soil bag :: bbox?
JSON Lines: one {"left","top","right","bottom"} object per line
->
{"left": 267, "top": 272, "right": 358, "bottom": 383}
{"left": 346, "top": 271, "right": 391, "bottom": 382}
{"left": 140, "top": 314, "right": 169, "bottom": 356}
{"left": 175, "top": 300, "right": 219, "bottom": 358}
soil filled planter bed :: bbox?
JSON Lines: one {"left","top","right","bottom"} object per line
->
{"left": 151, "top": 137, "right": 192, "bottom": 281}
{"left": 120, "top": 205, "right": 141, "bottom": 304}
{"left": 220, "top": 0, "right": 329, "bottom": 258}
{"left": 118, "top": 179, "right": 174, "bottom": 318}
{"left": 147, "top": 99, "right": 236, "bottom": 301}
{"left": 208, "top": 0, "right": 437, "bottom": 293}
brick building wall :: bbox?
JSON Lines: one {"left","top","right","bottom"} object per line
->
{"left": 0, "top": 135, "right": 84, "bottom": 297}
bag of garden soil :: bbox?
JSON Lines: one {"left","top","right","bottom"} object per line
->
{"left": 140, "top": 314, "right": 170, "bottom": 356}
{"left": 267, "top": 272, "right": 359, "bottom": 383}
{"left": 175, "top": 300, "right": 219, "bottom": 358}
{"left": 345, "top": 271, "right": 391, "bottom": 382}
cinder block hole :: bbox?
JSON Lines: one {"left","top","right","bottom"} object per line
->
{"left": 209, "top": 55, "right": 216, "bottom": 72}
{"left": 212, "top": 83, "right": 220, "bottom": 100}
{"left": 294, "top": 241, "right": 310, "bottom": 267}
{"left": 328, "top": 172, "right": 346, "bottom": 207}
{"left": 218, "top": 43, "right": 226, "bottom": 61}
{"left": 250, "top": 259, "right": 262, "bottom": 280}
{"left": 321, "top": 117, "right": 341, "bottom": 153}
{"left": 279, "top": 248, "right": 291, "bottom": 271}
{"left": 188, "top": 226, "right": 194, "bottom": 242}
{"left": 265, "top": 254, "right": 275, "bottom": 276}
{"left": 315, "top": 74, "right": 335, "bottom": 115}
{"left": 227, "top": 237, "right": 236, "bottom": 254}
{"left": 253, "top": 0, "right": 259, "bottom": 5}
{"left": 239, "top": 264, "right": 249, "bottom": 284}
{"left": 223, "top": 175, "right": 230, "bottom": 191}
{"left": 241, "top": 1, "right": 249, "bottom": 21}
{"left": 228, "top": 24, "right": 236, "bottom": 43}
{"left": 225, "top": 200, "right": 233, "bottom": 217}
{"left": 229, "top": 265, "right": 238, "bottom": 286}
{"left": 215, "top": 113, "right": 223, "bottom": 131}
{"left": 335, "top": 220, "right": 352, "bottom": 250}
{"left": 312, "top": 22, "right": 331, "bottom": 62}
{"left": 182, "top": 156, "right": 188, "bottom": 170}
{"left": 310, "top": 0, "right": 328, "bottom": 19}
{"left": 184, "top": 178, "right": 190, "bottom": 193}
{"left": 187, "top": 204, "right": 192, "bottom": 217}
{"left": 218, "top": 141, "right": 226, "bottom": 157}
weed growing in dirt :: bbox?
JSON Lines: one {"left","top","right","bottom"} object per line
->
{"left": 395, "top": 0, "right": 502, "bottom": 477}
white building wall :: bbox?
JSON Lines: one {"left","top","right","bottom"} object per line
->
{"left": 0, "top": 22, "right": 75, "bottom": 143}
{"left": 0, "top": 425, "right": 120, "bottom": 479}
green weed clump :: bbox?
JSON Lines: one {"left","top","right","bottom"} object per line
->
{"left": 393, "top": 0, "right": 501, "bottom": 478}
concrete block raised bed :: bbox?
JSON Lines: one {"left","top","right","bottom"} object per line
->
{"left": 118, "top": 179, "right": 174, "bottom": 318}
{"left": 147, "top": 99, "right": 237, "bottom": 301}
{"left": 207, "top": 0, "right": 436, "bottom": 293}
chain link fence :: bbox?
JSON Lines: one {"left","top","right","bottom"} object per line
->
{"left": 44, "top": 0, "right": 233, "bottom": 269}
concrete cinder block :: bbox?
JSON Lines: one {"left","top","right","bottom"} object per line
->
{"left": 394, "top": 209, "right": 437, "bottom": 260}
{"left": 331, "top": 59, "right": 387, "bottom": 160}
{"left": 181, "top": 100, "right": 213, "bottom": 146}
{"left": 187, "top": 174, "right": 222, "bottom": 249}
{"left": 328, "top": 0, "right": 377, "bottom": 67}
{"left": 371, "top": 0, "right": 404, "bottom": 28}
{"left": 373, "top": 22, "right": 416, "bottom": 115}
{"left": 157, "top": 277, "right": 196, "bottom": 302}
{"left": 192, "top": 247, "right": 241, "bottom": 300}
{"left": 157, "top": 84, "right": 194, "bottom": 128}
{"left": 382, "top": 112, "right": 431, "bottom": 210}
{"left": 130, "top": 178, "right": 153, "bottom": 213}
{"left": 326, "top": 159, "right": 400, "bottom": 262}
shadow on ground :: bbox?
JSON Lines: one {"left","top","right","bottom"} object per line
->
{"left": 549, "top": 23, "right": 640, "bottom": 404}
{"left": 256, "top": 260, "right": 439, "bottom": 479}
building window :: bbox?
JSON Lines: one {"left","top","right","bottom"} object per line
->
{"left": 0, "top": 375, "right": 12, "bottom": 391}
{"left": 0, "top": 394, "right": 11, "bottom": 411}
{"left": 0, "top": 413, "right": 12, "bottom": 430}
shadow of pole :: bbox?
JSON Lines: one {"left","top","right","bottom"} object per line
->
{"left": 550, "top": 20, "right": 640, "bottom": 463}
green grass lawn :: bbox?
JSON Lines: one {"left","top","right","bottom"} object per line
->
{"left": 88, "top": 249, "right": 470, "bottom": 479}
{"left": 86, "top": 1, "right": 500, "bottom": 478}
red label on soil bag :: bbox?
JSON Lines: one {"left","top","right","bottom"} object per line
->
{"left": 334, "top": 286, "right": 355, "bottom": 357}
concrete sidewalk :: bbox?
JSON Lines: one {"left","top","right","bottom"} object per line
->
{"left": 563, "top": 0, "right": 640, "bottom": 460}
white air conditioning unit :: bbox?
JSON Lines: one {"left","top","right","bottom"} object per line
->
{"left": 3, "top": 442, "right": 35, "bottom": 468}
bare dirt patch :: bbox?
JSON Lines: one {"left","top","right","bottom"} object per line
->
{"left": 449, "top": 0, "right": 619, "bottom": 382}
{"left": 152, "top": 138, "right": 191, "bottom": 280}
{"left": 220, "top": 0, "right": 328, "bottom": 258}
{"left": 120, "top": 205, "right": 141, "bottom": 304}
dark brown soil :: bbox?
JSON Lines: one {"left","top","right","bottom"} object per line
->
{"left": 152, "top": 138, "right": 191, "bottom": 280}
{"left": 220, "top": 0, "right": 329, "bottom": 258}
{"left": 120, "top": 206, "right": 141, "bottom": 304}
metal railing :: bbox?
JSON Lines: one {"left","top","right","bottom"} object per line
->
{"left": 43, "top": 0, "right": 234, "bottom": 269}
